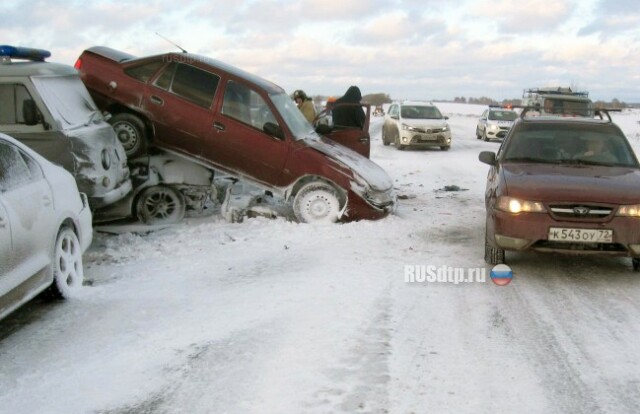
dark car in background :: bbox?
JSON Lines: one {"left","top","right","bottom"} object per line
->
{"left": 75, "top": 47, "right": 394, "bottom": 223}
{"left": 479, "top": 109, "right": 640, "bottom": 269}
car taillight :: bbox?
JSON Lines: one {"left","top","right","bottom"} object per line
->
{"left": 74, "top": 58, "right": 82, "bottom": 70}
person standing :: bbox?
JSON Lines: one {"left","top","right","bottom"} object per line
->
{"left": 332, "top": 86, "right": 365, "bottom": 129}
{"left": 292, "top": 89, "right": 316, "bottom": 123}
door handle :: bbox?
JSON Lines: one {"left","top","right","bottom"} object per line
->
{"left": 213, "top": 122, "right": 226, "bottom": 132}
{"left": 150, "top": 96, "right": 164, "bottom": 106}
{"left": 0, "top": 217, "right": 6, "bottom": 228}
{"left": 42, "top": 195, "right": 52, "bottom": 206}
{"left": 359, "top": 137, "right": 370, "bottom": 143}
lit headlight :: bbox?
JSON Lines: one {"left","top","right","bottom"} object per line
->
{"left": 442, "top": 125, "right": 449, "bottom": 132}
{"left": 489, "top": 124, "right": 499, "bottom": 130}
{"left": 496, "top": 196, "right": 546, "bottom": 213}
{"left": 402, "top": 123, "right": 418, "bottom": 132}
{"left": 617, "top": 204, "right": 640, "bottom": 217}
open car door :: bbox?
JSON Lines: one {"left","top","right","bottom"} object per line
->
{"left": 313, "top": 103, "right": 371, "bottom": 158}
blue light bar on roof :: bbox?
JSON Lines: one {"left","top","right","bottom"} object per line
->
{"left": 0, "top": 45, "right": 51, "bottom": 61}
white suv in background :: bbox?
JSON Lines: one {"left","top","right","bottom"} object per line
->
{"left": 382, "top": 101, "right": 451, "bottom": 150}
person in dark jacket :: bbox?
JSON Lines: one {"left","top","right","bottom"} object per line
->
{"left": 332, "top": 86, "right": 365, "bottom": 129}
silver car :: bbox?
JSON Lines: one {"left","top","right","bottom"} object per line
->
{"left": 382, "top": 101, "right": 452, "bottom": 150}
{"left": 0, "top": 133, "right": 92, "bottom": 320}
{"left": 476, "top": 108, "right": 517, "bottom": 141}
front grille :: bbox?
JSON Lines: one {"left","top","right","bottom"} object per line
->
{"left": 549, "top": 204, "right": 613, "bottom": 220}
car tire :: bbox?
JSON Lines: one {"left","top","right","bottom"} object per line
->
{"left": 395, "top": 131, "right": 405, "bottom": 150}
{"left": 482, "top": 129, "right": 489, "bottom": 142}
{"left": 293, "top": 182, "right": 341, "bottom": 224}
{"left": 441, "top": 145, "right": 450, "bottom": 151}
{"left": 135, "top": 185, "right": 186, "bottom": 225}
{"left": 633, "top": 258, "right": 640, "bottom": 272}
{"left": 48, "top": 226, "right": 84, "bottom": 299}
{"left": 476, "top": 128, "right": 482, "bottom": 139}
{"left": 484, "top": 233, "right": 505, "bottom": 265}
{"left": 382, "top": 128, "right": 389, "bottom": 146}
{"left": 109, "top": 113, "right": 148, "bottom": 159}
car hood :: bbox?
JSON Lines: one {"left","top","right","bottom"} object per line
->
{"left": 303, "top": 135, "right": 393, "bottom": 191}
{"left": 403, "top": 118, "right": 448, "bottom": 129}
{"left": 488, "top": 120, "right": 514, "bottom": 127}
{"left": 502, "top": 163, "right": 640, "bottom": 204}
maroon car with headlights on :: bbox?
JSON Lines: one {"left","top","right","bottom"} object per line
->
{"left": 75, "top": 47, "right": 394, "bottom": 223}
{"left": 479, "top": 109, "right": 640, "bottom": 270}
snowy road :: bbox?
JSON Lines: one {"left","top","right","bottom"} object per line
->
{"left": 1, "top": 103, "right": 640, "bottom": 413}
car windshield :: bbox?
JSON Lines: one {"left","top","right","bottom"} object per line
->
{"left": 489, "top": 110, "right": 517, "bottom": 121}
{"left": 401, "top": 105, "right": 442, "bottom": 119}
{"left": 270, "top": 92, "right": 316, "bottom": 140}
{"left": 31, "top": 75, "right": 102, "bottom": 129}
{"left": 502, "top": 123, "right": 639, "bottom": 167}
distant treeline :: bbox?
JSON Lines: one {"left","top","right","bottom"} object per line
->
{"left": 452, "top": 96, "right": 633, "bottom": 109}
{"left": 313, "top": 93, "right": 635, "bottom": 108}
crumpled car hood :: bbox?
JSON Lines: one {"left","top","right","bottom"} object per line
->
{"left": 302, "top": 135, "right": 393, "bottom": 192}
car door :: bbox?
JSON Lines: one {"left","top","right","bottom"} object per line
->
{"left": 142, "top": 62, "right": 220, "bottom": 157}
{"left": 0, "top": 140, "right": 55, "bottom": 297}
{"left": 201, "top": 79, "right": 289, "bottom": 185}
{"left": 0, "top": 196, "right": 12, "bottom": 283}
{"left": 314, "top": 103, "right": 371, "bottom": 158}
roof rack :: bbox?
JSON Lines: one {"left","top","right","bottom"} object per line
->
{"left": 594, "top": 108, "right": 621, "bottom": 122}
{"left": 523, "top": 87, "right": 589, "bottom": 98}
{"left": 0, "top": 45, "right": 51, "bottom": 62}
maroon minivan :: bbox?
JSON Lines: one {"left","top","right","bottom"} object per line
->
{"left": 75, "top": 47, "right": 394, "bottom": 223}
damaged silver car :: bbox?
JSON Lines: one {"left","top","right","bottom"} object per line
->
{"left": 0, "top": 45, "right": 131, "bottom": 209}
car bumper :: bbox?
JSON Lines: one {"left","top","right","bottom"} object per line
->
{"left": 88, "top": 178, "right": 133, "bottom": 209}
{"left": 342, "top": 189, "right": 396, "bottom": 221}
{"left": 485, "top": 128, "right": 510, "bottom": 139}
{"left": 491, "top": 209, "right": 640, "bottom": 257}
{"left": 400, "top": 131, "right": 451, "bottom": 148}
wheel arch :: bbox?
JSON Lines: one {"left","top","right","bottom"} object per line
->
{"left": 105, "top": 104, "right": 155, "bottom": 141}
{"left": 287, "top": 175, "right": 347, "bottom": 207}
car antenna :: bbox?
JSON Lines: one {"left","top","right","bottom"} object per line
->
{"left": 155, "top": 32, "right": 188, "bottom": 53}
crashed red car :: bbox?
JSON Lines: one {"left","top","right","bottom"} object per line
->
{"left": 480, "top": 110, "right": 640, "bottom": 270}
{"left": 75, "top": 47, "right": 394, "bottom": 223}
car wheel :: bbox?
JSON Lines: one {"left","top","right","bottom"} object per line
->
{"left": 395, "top": 131, "right": 405, "bottom": 150}
{"left": 293, "top": 182, "right": 341, "bottom": 224}
{"left": 382, "top": 128, "right": 389, "bottom": 146}
{"left": 633, "top": 258, "right": 640, "bottom": 272}
{"left": 441, "top": 145, "right": 450, "bottom": 151}
{"left": 135, "top": 185, "right": 186, "bottom": 225}
{"left": 109, "top": 113, "right": 147, "bottom": 158}
{"left": 476, "top": 127, "right": 482, "bottom": 139}
{"left": 49, "top": 226, "right": 84, "bottom": 299}
{"left": 484, "top": 233, "right": 505, "bottom": 265}
{"left": 482, "top": 129, "right": 489, "bottom": 142}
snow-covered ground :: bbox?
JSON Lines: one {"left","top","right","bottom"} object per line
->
{"left": 2, "top": 103, "right": 640, "bottom": 414}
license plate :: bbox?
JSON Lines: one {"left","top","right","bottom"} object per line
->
{"left": 418, "top": 135, "right": 437, "bottom": 141}
{"left": 548, "top": 227, "right": 613, "bottom": 243}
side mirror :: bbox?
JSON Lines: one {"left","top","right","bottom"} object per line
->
{"left": 479, "top": 151, "right": 497, "bottom": 166}
{"left": 315, "top": 123, "right": 332, "bottom": 135}
{"left": 22, "top": 99, "right": 39, "bottom": 126}
{"left": 444, "top": 116, "right": 449, "bottom": 120}
{"left": 391, "top": 114, "right": 399, "bottom": 120}
{"left": 263, "top": 122, "right": 284, "bottom": 140}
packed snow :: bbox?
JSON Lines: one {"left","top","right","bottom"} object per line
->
{"left": 1, "top": 103, "right": 640, "bottom": 414}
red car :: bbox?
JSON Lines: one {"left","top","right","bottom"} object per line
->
{"left": 480, "top": 110, "right": 640, "bottom": 270}
{"left": 75, "top": 47, "right": 393, "bottom": 223}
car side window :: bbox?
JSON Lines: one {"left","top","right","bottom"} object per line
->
{"left": 0, "top": 84, "right": 44, "bottom": 130}
{"left": 388, "top": 105, "right": 398, "bottom": 117}
{"left": 154, "top": 63, "right": 220, "bottom": 108}
{"left": 124, "top": 60, "right": 165, "bottom": 82}
{"left": 222, "top": 80, "right": 277, "bottom": 130}
{"left": 0, "top": 141, "right": 41, "bottom": 192}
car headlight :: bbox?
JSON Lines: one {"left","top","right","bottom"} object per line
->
{"left": 617, "top": 204, "right": 640, "bottom": 217}
{"left": 101, "top": 148, "right": 112, "bottom": 169}
{"left": 489, "top": 124, "right": 499, "bottom": 130}
{"left": 402, "top": 123, "right": 418, "bottom": 132}
{"left": 441, "top": 125, "right": 449, "bottom": 132}
{"left": 496, "top": 196, "right": 546, "bottom": 213}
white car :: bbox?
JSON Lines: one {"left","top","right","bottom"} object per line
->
{"left": 0, "top": 133, "right": 92, "bottom": 320}
{"left": 382, "top": 101, "right": 452, "bottom": 150}
{"left": 476, "top": 107, "right": 517, "bottom": 141}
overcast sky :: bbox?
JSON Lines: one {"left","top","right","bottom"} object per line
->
{"left": 2, "top": 0, "right": 639, "bottom": 102}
